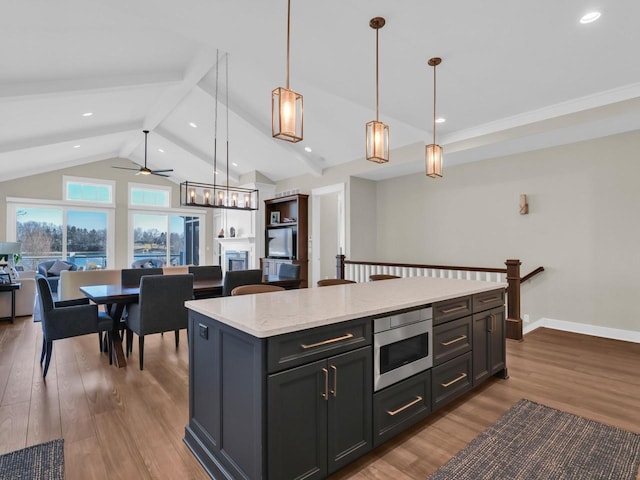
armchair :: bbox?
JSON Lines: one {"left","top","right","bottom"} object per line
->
{"left": 35, "top": 275, "right": 113, "bottom": 378}
{"left": 125, "top": 274, "right": 194, "bottom": 370}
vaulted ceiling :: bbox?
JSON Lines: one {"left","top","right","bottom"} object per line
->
{"left": 3, "top": 1, "right": 640, "bottom": 185}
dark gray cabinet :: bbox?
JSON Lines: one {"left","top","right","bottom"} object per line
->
{"left": 268, "top": 346, "right": 372, "bottom": 479}
{"left": 472, "top": 305, "right": 506, "bottom": 385}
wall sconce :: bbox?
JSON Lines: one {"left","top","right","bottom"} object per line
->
{"left": 520, "top": 194, "right": 529, "bottom": 215}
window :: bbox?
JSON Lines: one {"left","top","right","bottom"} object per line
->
{"left": 64, "top": 176, "right": 114, "bottom": 205}
{"left": 131, "top": 213, "right": 196, "bottom": 266}
{"left": 129, "top": 184, "right": 170, "bottom": 208}
{"left": 9, "top": 202, "right": 113, "bottom": 271}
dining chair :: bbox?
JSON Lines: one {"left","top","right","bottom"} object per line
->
{"left": 35, "top": 274, "right": 113, "bottom": 378}
{"left": 369, "top": 274, "right": 401, "bottom": 281}
{"left": 317, "top": 278, "right": 357, "bottom": 287}
{"left": 231, "top": 284, "right": 285, "bottom": 296}
{"left": 125, "top": 274, "right": 194, "bottom": 370}
{"left": 188, "top": 265, "right": 223, "bottom": 281}
{"left": 278, "top": 263, "right": 300, "bottom": 279}
{"left": 120, "top": 268, "right": 163, "bottom": 287}
{"left": 222, "top": 269, "right": 263, "bottom": 296}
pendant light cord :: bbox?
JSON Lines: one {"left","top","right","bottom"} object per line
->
{"left": 286, "top": 0, "right": 291, "bottom": 90}
{"left": 225, "top": 52, "right": 230, "bottom": 191}
{"left": 432, "top": 62, "right": 437, "bottom": 145}
{"left": 375, "top": 27, "right": 379, "bottom": 122}
{"left": 213, "top": 49, "right": 219, "bottom": 199}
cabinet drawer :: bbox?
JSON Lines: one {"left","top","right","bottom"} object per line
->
{"left": 431, "top": 352, "right": 472, "bottom": 411}
{"left": 267, "top": 318, "right": 371, "bottom": 373}
{"left": 373, "top": 371, "right": 431, "bottom": 448}
{"left": 433, "top": 295, "right": 472, "bottom": 325}
{"left": 433, "top": 316, "right": 472, "bottom": 366}
{"left": 473, "top": 289, "right": 505, "bottom": 313}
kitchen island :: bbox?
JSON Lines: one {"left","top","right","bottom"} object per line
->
{"left": 184, "top": 276, "right": 507, "bottom": 480}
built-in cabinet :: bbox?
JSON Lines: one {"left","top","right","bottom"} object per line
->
{"left": 262, "top": 194, "right": 308, "bottom": 287}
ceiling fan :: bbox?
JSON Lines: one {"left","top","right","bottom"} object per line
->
{"left": 112, "top": 130, "right": 173, "bottom": 177}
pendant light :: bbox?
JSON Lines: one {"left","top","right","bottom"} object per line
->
{"left": 425, "top": 57, "right": 443, "bottom": 178}
{"left": 366, "top": 17, "right": 389, "bottom": 164}
{"left": 180, "top": 51, "right": 258, "bottom": 210}
{"left": 272, "top": 0, "right": 303, "bottom": 143}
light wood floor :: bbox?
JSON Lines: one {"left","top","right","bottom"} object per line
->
{"left": 1, "top": 316, "right": 639, "bottom": 479}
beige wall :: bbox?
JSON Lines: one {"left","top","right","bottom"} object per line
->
{"left": 374, "top": 130, "right": 640, "bottom": 332}
{"left": 0, "top": 158, "right": 216, "bottom": 269}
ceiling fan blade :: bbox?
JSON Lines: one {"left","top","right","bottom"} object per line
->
{"left": 151, "top": 172, "right": 171, "bottom": 177}
{"left": 112, "top": 166, "right": 141, "bottom": 171}
{"left": 151, "top": 169, "right": 174, "bottom": 173}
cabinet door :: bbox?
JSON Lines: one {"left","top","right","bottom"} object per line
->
{"left": 472, "top": 306, "right": 505, "bottom": 385}
{"left": 472, "top": 311, "right": 490, "bottom": 385}
{"left": 489, "top": 307, "right": 506, "bottom": 376}
{"left": 268, "top": 359, "right": 328, "bottom": 480}
{"left": 327, "top": 347, "right": 372, "bottom": 474}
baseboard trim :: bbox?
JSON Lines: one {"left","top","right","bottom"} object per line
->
{"left": 523, "top": 317, "right": 640, "bottom": 343}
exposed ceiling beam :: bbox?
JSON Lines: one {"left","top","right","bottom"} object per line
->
{"left": 0, "top": 122, "right": 139, "bottom": 154}
{"left": 0, "top": 73, "right": 182, "bottom": 102}
{"left": 196, "top": 81, "right": 324, "bottom": 177}
{"left": 118, "top": 48, "right": 221, "bottom": 159}
{"left": 154, "top": 127, "right": 240, "bottom": 183}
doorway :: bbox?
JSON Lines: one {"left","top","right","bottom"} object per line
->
{"left": 311, "top": 183, "right": 345, "bottom": 287}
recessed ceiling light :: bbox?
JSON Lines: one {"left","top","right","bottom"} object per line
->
{"left": 304, "top": 146, "right": 312, "bottom": 153}
{"left": 189, "top": 122, "right": 198, "bottom": 128}
{"left": 82, "top": 112, "right": 93, "bottom": 117}
{"left": 232, "top": 162, "right": 238, "bottom": 167}
{"left": 158, "top": 148, "right": 165, "bottom": 153}
{"left": 73, "top": 145, "right": 81, "bottom": 148}
{"left": 580, "top": 12, "right": 601, "bottom": 24}
{"left": 435, "top": 117, "right": 446, "bottom": 124}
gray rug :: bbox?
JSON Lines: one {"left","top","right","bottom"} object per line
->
{"left": 428, "top": 399, "right": 640, "bottom": 480}
{"left": 0, "top": 439, "right": 64, "bottom": 480}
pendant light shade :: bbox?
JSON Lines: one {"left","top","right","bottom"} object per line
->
{"left": 426, "top": 57, "right": 443, "bottom": 178}
{"left": 366, "top": 17, "right": 389, "bottom": 164}
{"left": 272, "top": 0, "right": 303, "bottom": 142}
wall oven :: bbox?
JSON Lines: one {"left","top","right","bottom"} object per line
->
{"left": 373, "top": 307, "right": 433, "bottom": 391}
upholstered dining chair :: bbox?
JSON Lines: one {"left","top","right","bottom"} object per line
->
{"left": 188, "top": 265, "right": 223, "bottom": 281}
{"left": 120, "top": 267, "right": 163, "bottom": 287}
{"left": 278, "top": 263, "right": 300, "bottom": 279}
{"left": 124, "top": 274, "right": 194, "bottom": 370}
{"left": 317, "top": 278, "right": 357, "bottom": 287}
{"left": 222, "top": 269, "right": 263, "bottom": 296}
{"left": 231, "top": 284, "right": 285, "bottom": 296}
{"left": 35, "top": 274, "right": 113, "bottom": 378}
{"left": 369, "top": 274, "right": 401, "bottom": 281}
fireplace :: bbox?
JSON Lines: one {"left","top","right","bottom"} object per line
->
{"left": 225, "top": 250, "right": 249, "bottom": 271}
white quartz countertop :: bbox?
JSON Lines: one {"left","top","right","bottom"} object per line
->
{"left": 186, "top": 276, "right": 506, "bottom": 338}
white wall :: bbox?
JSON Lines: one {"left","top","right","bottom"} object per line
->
{"left": 374, "top": 130, "right": 640, "bottom": 332}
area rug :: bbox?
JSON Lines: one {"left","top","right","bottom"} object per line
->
{"left": 0, "top": 439, "right": 64, "bottom": 480}
{"left": 428, "top": 399, "right": 640, "bottom": 480}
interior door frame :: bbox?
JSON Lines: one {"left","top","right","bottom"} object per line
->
{"left": 311, "top": 183, "right": 345, "bottom": 287}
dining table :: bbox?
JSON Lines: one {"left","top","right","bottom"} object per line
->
{"left": 80, "top": 275, "right": 302, "bottom": 367}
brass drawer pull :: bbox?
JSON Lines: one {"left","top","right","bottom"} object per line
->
{"left": 440, "top": 335, "right": 467, "bottom": 346}
{"left": 321, "top": 368, "right": 329, "bottom": 400}
{"left": 441, "top": 305, "right": 467, "bottom": 314}
{"left": 301, "top": 333, "right": 354, "bottom": 349}
{"left": 480, "top": 297, "right": 500, "bottom": 304}
{"left": 441, "top": 372, "right": 467, "bottom": 388}
{"left": 488, "top": 314, "right": 496, "bottom": 333}
{"left": 386, "top": 396, "right": 423, "bottom": 416}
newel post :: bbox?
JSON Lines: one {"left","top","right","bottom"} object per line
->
{"left": 505, "top": 259, "right": 523, "bottom": 341}
{"left": 336, "top": 254, "right": 345, "bottom": 279}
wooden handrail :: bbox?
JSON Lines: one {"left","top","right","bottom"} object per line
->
{"left": 342, "top": 259, "right": 506, "bottom": 274}
{"left": 336, "top": 255, "right": 544, "bottom": 342}
{"left": 521, "top": 266, "right": 545, "bottom": 284}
